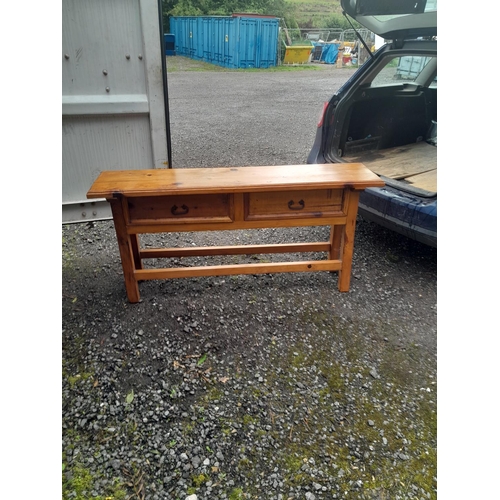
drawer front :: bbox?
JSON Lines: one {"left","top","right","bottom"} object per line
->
{"left": 127, "top": 194, "right": 233, "bottom": 224}
{"left": 245, "top": 189, "right": 344, "bottom": 221}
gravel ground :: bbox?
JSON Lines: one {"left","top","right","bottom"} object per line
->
{"left": 62, "top": 58, "right": 437, "bottom": 500}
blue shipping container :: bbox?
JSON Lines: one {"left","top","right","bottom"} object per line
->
{"left": 170, "top": 16, "right": 279, "bottom": 69}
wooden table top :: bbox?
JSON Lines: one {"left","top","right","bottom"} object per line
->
{"left": 87, "top": 164, "right": 385, "bottom": 199}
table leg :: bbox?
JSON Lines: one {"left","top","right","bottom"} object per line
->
{"left": 109, "top": 198, "right": 140, "bottom": 303}
{"left": 130, "top": 234, "right": 143, "bottom": 270}
{"left": 329, "top": 225, "right": 343, "bottom": 260}
{"left": 338, "top": 190, "right": 360, "bottom": 292}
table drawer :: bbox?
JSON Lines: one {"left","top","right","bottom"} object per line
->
{"left": 127, "top": 194, "right": 233, "bottom": 224}
{"left": 245, "top": 189, "right": 344, "bottom": 221}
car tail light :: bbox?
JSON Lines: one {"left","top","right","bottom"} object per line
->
{"left": 317, "top": 101, "right": 329, "bottom": 128}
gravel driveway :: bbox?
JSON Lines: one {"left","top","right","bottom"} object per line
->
{"left": 167, "top": 65, "right": 355, "bottom": 169}
{"left": 62, "top": 60, "right": 437, "bottom": 500}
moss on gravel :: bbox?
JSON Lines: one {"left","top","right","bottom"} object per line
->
{"left": 62, "top": 462, "right": 127, "bottom": 500}
{"left": 260, "top": 308, "right": 437, "bottom": 498}
{"left": 62, "top": 219, "right": 436, "bottom": 499}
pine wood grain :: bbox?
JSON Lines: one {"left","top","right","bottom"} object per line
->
{"left": 88, "top": 164, "right": 383, "bottom": 302}
{"left": 87, "top": 164, "right": 384, "bottom": 199}
{"left": 134, "top": 260, "right": 343, "bottom": 281}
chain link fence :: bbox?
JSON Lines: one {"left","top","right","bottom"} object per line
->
{"left": 277, "top": 26, "right": 376, "bottom": 67}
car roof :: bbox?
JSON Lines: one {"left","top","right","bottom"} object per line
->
{"left": 341, "top": 0, "right": 437, "bottom": 40}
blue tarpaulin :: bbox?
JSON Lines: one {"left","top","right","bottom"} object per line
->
{"left": 321, "top": 43, "right": 339, "bottom": 64}
{"left": 312, "top": 42, "right": 339, "bottom": 64}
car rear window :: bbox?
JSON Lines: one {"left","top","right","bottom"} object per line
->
{"left": 371, "top": 55, "right": 436, "bottom": 87}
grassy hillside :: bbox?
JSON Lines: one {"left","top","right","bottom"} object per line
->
{"left": 287, "top": 0, "right": 343, "bottom": 27}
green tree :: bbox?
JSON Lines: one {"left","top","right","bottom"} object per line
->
{"left": 320, "top": 13, "right": 361, "bottom": 30}
{"left": 162, "top": 0, "right": 296, "bottom": 32}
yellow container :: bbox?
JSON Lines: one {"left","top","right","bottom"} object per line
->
{"left": 283, "top": 46, "right": 312, "bottom": 64}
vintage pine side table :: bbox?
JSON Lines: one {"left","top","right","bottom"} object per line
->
{"left": 87, "top": 164, "right": 384, "bottom": 303}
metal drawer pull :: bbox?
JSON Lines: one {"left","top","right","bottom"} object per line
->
{"left": 171, "top": 204, "right": 189, "bottom": 215}
{"left": 288, "top": 199, "right": 305, "bottom": 210}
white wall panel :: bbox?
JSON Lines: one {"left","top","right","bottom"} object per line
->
{"left": 62, "top": 0, "right": 169, "bottom": 223}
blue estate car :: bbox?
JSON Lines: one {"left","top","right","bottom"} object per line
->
{"left": 307, "top": 0, "right": 437, "bottom": 247}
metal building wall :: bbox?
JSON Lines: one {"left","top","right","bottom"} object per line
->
{"left": 62, "top": 0, "right": 170, "bottom": 223}
{"left": 170, "top": 16, "right": 279, "bottom": 69}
